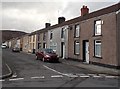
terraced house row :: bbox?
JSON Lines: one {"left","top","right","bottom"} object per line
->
{"left": 5, "top": 3, "right": 120, "bottom": 69}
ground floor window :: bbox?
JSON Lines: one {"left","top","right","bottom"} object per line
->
{"left": 43, "top": 43, "right": 47, "bottom": 48}
{"left": 30, "top": 43, "right": 32, "bottom": 49}
{"left": 94, "top": 40, "right": 101, "bottom": 57}
{"left": 50, "top": 42, "right": 57, "bottom": 52}
{"left": 38, "top": 43, "right": 41, "bottom": 49}
{"left": 74, "top": 41, "right": 80, "bottom": 55}
{"left": 33, "top": 43, "right": 34, "bottom": 49}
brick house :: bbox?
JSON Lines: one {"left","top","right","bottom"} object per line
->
{"left": 67, "top": 3, "right": 120, "bottom": 68}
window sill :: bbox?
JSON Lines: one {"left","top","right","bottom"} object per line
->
{"left": 93, "top": 56, "right": 102, "bottom": 59}
{"left": 92, "top": 35, "right": 102, "bottom": 37}
{"left": 74, "top": 36, "right": 80, "bottom": 38}
{"left": 74, "top": 54, "right": 80, "bottom": 56}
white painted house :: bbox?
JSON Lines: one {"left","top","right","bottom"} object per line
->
{"left": 47, "top": 25, "right": 69, "bottom": 59}
{"left": 8, "top": 41, "right": 11, "bottom": 48}
{"left": 16, "top": 39, "right": 20, "bottom": 48}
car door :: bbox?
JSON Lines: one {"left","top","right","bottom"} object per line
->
{"left": 39, "top": 50, "right": 44, "bottom": 59}
{"left": 36, "top": 50, "right": 43, "bottom": 59}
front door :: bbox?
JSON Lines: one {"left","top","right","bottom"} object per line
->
{"left": 83, "top": 40, "right": 89, "bottom": 63}
{"left": 61, "top": 42, "right": 65, "bottom": 59}
{"left": 43, "top": 43, "right": 47, "bottom": 48}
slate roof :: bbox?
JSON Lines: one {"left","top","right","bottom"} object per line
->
{"left": 29, "top": 2, "right": 120, "bottom": 36}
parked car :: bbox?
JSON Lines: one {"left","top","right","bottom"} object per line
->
{"left": 1, "top": 45, "right": 7, "bottom": 49}
{"left": 12, "top": 47, "right": 20, "bottom": 52}
{"left": 36, "top": 48, "right": 59, "bottom": 62}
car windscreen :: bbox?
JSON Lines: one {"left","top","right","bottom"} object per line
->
{"left": 44, "top": 49, "right": 54, "bottom": 53}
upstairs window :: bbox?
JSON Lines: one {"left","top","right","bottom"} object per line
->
{"left": 29, "top": 37, "right": 31, "bottom": 42}
{"left": 61, "top": 28, "right": 65, "bottom": 38}
{"left": 33, "top": 35, "right": 35, "bottom": 42}
{"left": 74, "top": 24, "right": 80, "bottom": 37}
{"left": 43, "top": 33, "right": 46, "bottom": 41}
{"left": 94, "top": 20, "right": 102, "bottom": 36}
{"left": 38, "top": 34, "right": 40, "bottom": 41}
{"left": 50, "top": 31, "right": 53, "bottom": 40}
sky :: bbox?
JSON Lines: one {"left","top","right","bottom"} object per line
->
{"left": 0, "top": 0, "right": 119, "bottom": 33}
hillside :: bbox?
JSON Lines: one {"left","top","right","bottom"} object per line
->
{"left": 1, "top": 30, "right": 27, "bottom": 43}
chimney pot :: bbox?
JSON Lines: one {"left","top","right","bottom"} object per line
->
{"left": 81, "top": 5, "right": 89, "bottom": 16}
{"left": 45, "top": 23, "right": 51, "bottom": 28}
{"left": 58, "top": 17, "right": 65, "bottom": 24}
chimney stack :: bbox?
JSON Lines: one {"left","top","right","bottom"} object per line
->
{"left": 81, "top": 5, "right": 89, "bottom": 16}
{"left": 58, "top": 17, "right": 65, "bottom": 24}
{"left": 45, "top": 23, "right": 51, "bottom": 28}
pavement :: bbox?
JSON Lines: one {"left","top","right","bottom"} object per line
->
{"left": 59, "top": 58, "right": 120, "bottom": 76}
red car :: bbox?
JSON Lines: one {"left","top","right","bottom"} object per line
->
{"left": 36, "top": 48, "right": 59, "bottom": 62}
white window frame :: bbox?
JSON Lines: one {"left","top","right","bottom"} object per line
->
{"left": 38, "top": 34, "right": 40, "bottom": 41}
{"left": 95, "top": 40, "right": 102, "bottom": 57}
{"left": 33, "top": 35, "right": 35, "bottom": 42}
{"left": 74, "top": 41, "right": 80, "bottom": 55}
{"left": 43, "top": 33, "right": 46, "bottom": 41}
{"left": 61, "top": 28, "right": 65, "bottom": 38}
{"left": 50, "top": 31, "right": 53, "bottom": 40}
{"left": 95, "top": 20, "right": 102, "bottom": 36}
{"left": 38, "top": 43, "right": 41, "bottom": 49}
{"left": 75, "top": 24, "right": 80, "bottom": 37}
{"left": 50, "top": 42, "right": 57, "bottom": 52}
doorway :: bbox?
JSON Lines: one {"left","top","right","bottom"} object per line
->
{"left": 61, "top": 42, "right": 65, "bottom": 59}
{"left": 83, "top": 40, "right": 89, "bottom": 63}
{"left": 43, "top": 43, "right": 47, "bottom": 48}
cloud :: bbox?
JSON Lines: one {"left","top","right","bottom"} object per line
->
{"left": 1, "top": 1, "right": 119, "bottom": 33}
{"left": 61, "top": 2, "right": 119, "bottom": 20}
{"left": 1, "top": 0, "right": 119, "bottom": 2}
{"left": 2, "top": 2, "right": 65, "bottom": 32}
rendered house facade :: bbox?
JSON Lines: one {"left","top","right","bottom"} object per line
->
{"left": 22, "top": 34, "right": 29, "bottom": 52}
{"left": 28, "top": 33, "right": 37, "bottom": 53}
{"left": 35, "top": 18, "right": 69, "bottom": 58}
{"left": 47, "top": 17, "right": 69, "bottom": 58}
{"left": 36, "top": 28, "right": 48, "bottom": 53}
{"left": 8, "top": 40, "right": 12, "bottom": 48}
{"left": 10, "top": 38, "right": 17, "bottom": 48}
{"left": 47, "top": 25, "right": 69, "bottom": 58}
{"left": 20, "top": 37, "right": 23, "bottom": 51}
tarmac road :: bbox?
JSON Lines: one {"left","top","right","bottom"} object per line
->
{"left": 1, "top": 49, "right": 119, "bottom": 88}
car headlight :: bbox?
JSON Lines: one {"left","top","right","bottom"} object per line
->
{"left": 45, "top": 55, "right": 50, "bottom": 57}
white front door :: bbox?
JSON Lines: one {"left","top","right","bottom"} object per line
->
{"left": 85, "top": 42, "right": 89, "bottom": 63}
{"left": 61, "top": 42, "right": 65, "bottom": 59}
{"left": 63, "top": 44, "right": 65, "bottom": 59}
